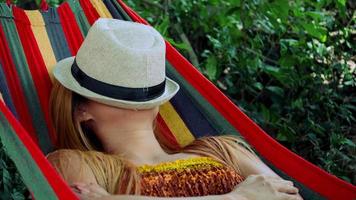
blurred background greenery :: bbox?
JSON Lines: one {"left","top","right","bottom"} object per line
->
{"left": 0, "top": 0, "right": 355, "bottom": 199}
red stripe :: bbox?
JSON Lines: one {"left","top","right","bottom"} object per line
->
{"left": 117, "top": 1, "right": 356, "bottom": 199}
{"left": 58, "top": 2, "right": 84, "bottom": 55}
{"left": 156, "top": 114, "right": 180, "bottom": 150}
{"left": 79, "top": 0, "right": 100, "bottom": 25}
{"left": 12, "top": 6, "right": 57, "bottom": 145}
{"left": 39, "top": 0, "right": 49, "bottom": 11}
{"left": 0, "top": 102, "right": 78, "bottom": 199}
{"left": 0, "top": 21, "right": 39, "bottom": 144}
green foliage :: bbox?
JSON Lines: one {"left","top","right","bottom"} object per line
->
{"left": 0, "top": 140, "right": 29, "bottom": 200}
{"left": 0, "top": 0, "right": 64, "bottom": 8}
{"left": 126, "top": 0, "right": 356, "bottom": 184}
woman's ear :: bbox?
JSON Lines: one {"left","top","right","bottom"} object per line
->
{"left": 74, "top": 104, "right": 93, "bottom": 122}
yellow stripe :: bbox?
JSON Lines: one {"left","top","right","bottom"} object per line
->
{"left": 25, "top": 10, "right": 57, "bottom": 82}
{"left": 159, "top": 102, "right": 195, "bottom": 147}
{"left": 90, "top": 0, "right": 113, "bottom": 18}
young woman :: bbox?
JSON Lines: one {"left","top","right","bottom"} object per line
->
{"left": 47, "top": 18, "right": 302, "bottom": 200}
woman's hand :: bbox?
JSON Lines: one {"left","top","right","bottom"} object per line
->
{"left": 71, "top": 182, "right": 110, "bottom": 200}
{"left": 228, "top": 175, "right": 303, "bottom": 200}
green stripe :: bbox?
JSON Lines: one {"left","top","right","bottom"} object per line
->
{"left": 41, "top": 8, "right": 72, "bottom": 61}
{"left": 0, "top": 111, "right": 58, "bottom": 200}
{"left": 166, "top": 63, "right": 240, "bottom": 136}
{"left": 166, "top": 62, "right": 324, "bottom": 199}
{"left": 67, "top": 0, "right": 90, "bottom": 37}
{"left": 0, "top": 3, "right": 52, "bottom": 153}
{"left": 0, "top": 62, "right": 18, "bottom": 118}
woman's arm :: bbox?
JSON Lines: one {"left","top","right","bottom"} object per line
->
{"left": 192, "top": 136, "right": 301, "bottom": 200}
{"left": 97, "top": 194, "right": 238, "bottom": 200}
{"left": 47, "top": 149, "right": 245, "bottom": 200}
{"left": 46, "top": 145, "right": 300, "bottom": 200}
{"left": 234, "top": 143, "right": 279, "bottom": 178}
{"left": 47, "top": 149, "right": 99, "bottom": 188}
{"left": 229, "top": 138, "right": 303, "bottom": 200}
{"left": 73, "top": 182, "right": 243, "bottom": 200}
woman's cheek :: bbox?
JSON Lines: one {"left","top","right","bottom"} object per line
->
{"left": 88, "top": 103, "right": 126, "bottom": 122}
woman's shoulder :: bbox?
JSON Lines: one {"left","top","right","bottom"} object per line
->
{"left": 46, "top": 149, "right": 83, "bottom": 163}
{"left": 46, "top": 149, "right": 98, "bottom": 184}
{"left": 195, "top": 135, "right": 246, "bottom": 143}
{"left": 46, "top": 148, "right": 79, "bottom": 156}
{"left": 46, "top": 149, "right": 86, "bottom": 174}
{"left": 191, "top": 135, "right": 254, "bottom": 154}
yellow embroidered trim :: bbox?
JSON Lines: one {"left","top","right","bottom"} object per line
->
{"left": 137, "top": 157, "right": 223, "bottom": 173}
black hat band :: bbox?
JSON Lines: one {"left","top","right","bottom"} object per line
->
{"left": 71, "top": 59, "right": 166, "bottom": 102}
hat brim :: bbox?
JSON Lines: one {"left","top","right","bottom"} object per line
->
{"left": 53, "top": 56, "right": 180, "bottom": 110}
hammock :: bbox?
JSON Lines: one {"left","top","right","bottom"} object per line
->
{"left": 0, "top": 0, "right": 355, "bottom": 199}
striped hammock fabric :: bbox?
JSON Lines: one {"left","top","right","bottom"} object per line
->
{"left": 0, "top": 0, "right": 355, "bottom": 199}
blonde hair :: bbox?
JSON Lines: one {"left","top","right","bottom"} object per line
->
{"left": 49, "top": 80, "right": 255, "bottom": 194}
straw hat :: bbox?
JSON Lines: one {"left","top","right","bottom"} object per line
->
{"left": 53, "top": 18, "right": 179, "bottom": 110}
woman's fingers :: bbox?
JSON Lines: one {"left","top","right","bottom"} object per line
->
{"left": 279, "top": 193, "right": 304, "bottom": 200}
{"left": 85, "top": 183, "right": 109, "bottom": 195}
{"left": 72, "top": 182, "right": 109, "bottom": 196}
{"left": 270, "top": 179, "right": 298, "bottom": 194}
{"left": 70, "top": 182, "right": 109, "bottom": 200}
{"left": 276, "top": 183, "right": 299, "bottom": 194}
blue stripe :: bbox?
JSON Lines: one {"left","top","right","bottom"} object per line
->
{"left": 103, "top": 0, "right": 124, "bottom": 20}
{"left": 166, "top": 69, "right": 218, "bottom": 138}
{"left": 41, "top": 8, "right": 71, "bottom": 61}
{"left": 0, "top": 61, "right": 18, "bottom": 118}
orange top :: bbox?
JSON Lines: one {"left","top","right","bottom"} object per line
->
{"left": 138, "top": 157, "right": 244, "bottom": 197}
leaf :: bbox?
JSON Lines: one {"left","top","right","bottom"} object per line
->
{"left": 337, "top": 0, "right": 346, "bottom": 6}
{"left": 165, "top": 38, "right": 189, "bottom": 50}
{"left": 253, "top": 82, "right": 263, "bottom": 90}
{"left": 302, "top": 23, "right": 328, "bottom": 42}
{"left": 262, "top": 64, "right": 279, "bottom": 74}
{"left": 269, "top": 0, "right": 290, "bottom": 21}
{"left": 280, "top": 39, "right": 299, "bottom": 54}
{"left": 344, "top": 104, "right": 356, "bottom": 111}
{"left": 260, "top": 104, "right": 270, "bottom": 122}
{"left": 261, "top": 64, "right": 287, "bottom": 84}
{"left": 2, "top": 167, "right": 11, "bottom": 193}
{"left": 276, "top": 132, "right": 288, "bottom": 141}
{"left": 11, "top": 191, "right": 25, "bottom": 200}
{"left": 291, "top": 99, "right": 303, "bottom": 109}
{"left": 266, "top": 86, "right": 284, "bottom": 97}
{"left": 34, "top": 0, "right": 42, "bottom": 7}
{"left": 341, "top": 139, "right": 356, "bottom": 148}
{"left": 205, "top": 56, "right": 218, "bottom": 80}
{"left": 279, "top": 55, "right": 297, "bottom": 68}
{"left": 305, "top": 11, "right": 325, "bottom": 21}
{"left": 154, "top": 16, "right": 170, "bottom": 36}
{"left": 207, "top": 35, "right": 222, "bottom": 49}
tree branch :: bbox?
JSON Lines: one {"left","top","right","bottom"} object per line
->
{"left": 173, "top": 24, "right": 200, "bottom": 68}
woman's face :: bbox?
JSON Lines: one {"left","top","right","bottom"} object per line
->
{"left": 75, "top": 100, "right": 159, "bottom": 129}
